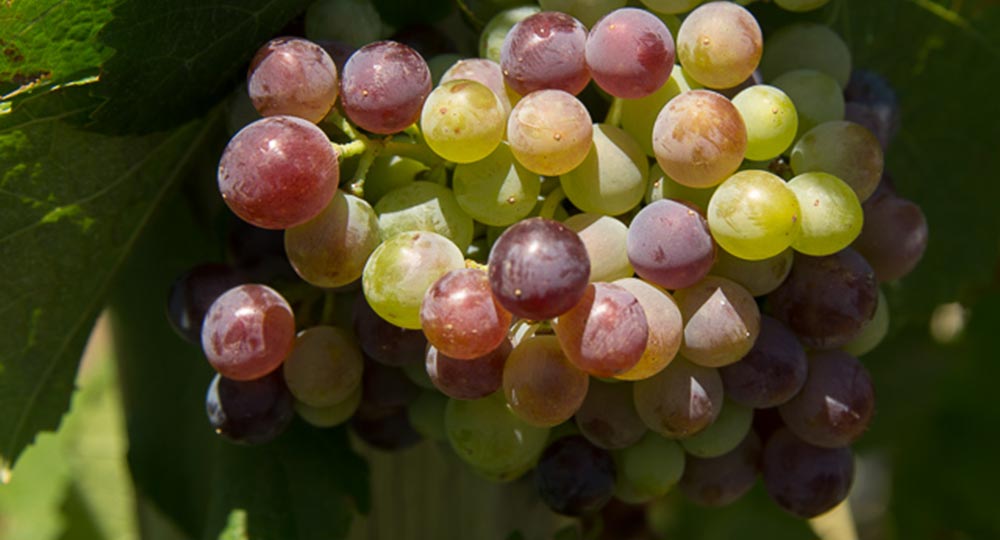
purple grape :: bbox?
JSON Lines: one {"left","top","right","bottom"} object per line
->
{"left": 762, "top": 428, "right": 854, "bottom": 518}
{"left": 553, "top": 282, "right": 648, "bottom": 378}
{"left": 680, "top": 431, "right": 761, "bottom": 507}
{"left": 585, "top": 8, "right": 675, "bottom": 99}
{"left": 852, "top": 190, "right": 928, "bottom": 282}
{"left": 843, "top": 68, "right": 899, "bottom": 150}
{"left": 166, "top": 263, "right": 247, "bottom": 345}
{"left": 340, "top": 40, "right": 432, "bottom": 134}
{"left": 425, "top": 339, "right": 510, "bottom": 400}
{"left": 627, "top": 199, "right": 716, "bottom": 290}
{"left": 500, "top": 11, "right": 590, "bottom": 96}
{"left": 205, "top": 370, "right": 294, "bottom": 445}
{"left": 351, "top": 406, "right": 422, "bottom": 451}
{"left": 201, "top": 284, "right": 296, "bottom": 381}
{"left": 352, "top": 293, "right": 427, "bottom": 366}
{"left": 535, "top": 435, "right": 617, "bottom": 516}
{"left": 719, "top": 315, "right": 808, "bottom": 408}
{"left": 358, "top": 357, "right": 421, "bottom": 417}
{"left": 247, "top": 37, "right": 339, "bottom": 123}
{"left": 574, "top": 379, "right": 647, "bottom": 450}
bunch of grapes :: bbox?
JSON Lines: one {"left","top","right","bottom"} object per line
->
{"left": 167, "top": 0, "right": 928, "bottom": 524}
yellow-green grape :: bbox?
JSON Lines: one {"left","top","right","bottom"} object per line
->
{"left": 564, "top": 213, "right": 634, "bottom": 283}
{"left": 680, "top": 399, "right": 753, "bottom": 457}
{"left": 282, "top": 326, "right": 363, "bottom": 407}
{"left": 790, "top": 120, "right": 884, "bottom": 202}
{"left": 676, "top": 2, "right": 762, "bottom": 89}
{"left": 638, "top": 0, "right": 703, "bottom": 14}
{"left": 294, "top": 385, "right": 361, "bottom": 428}
{"left": 421, "top": 80, "right": 505, "bottom": 164}
{"left": 707, "top": 170, "right": 801, "bottom": 260}
{"left": 645, "top": 162, "right": 716, "bottom": 211}
{"left": 711, "top": 248, "right": 794, "bottom": 297}
{"left": 560, "top": 124, "right": 648, "bottom": 216}
{"left": 775, "top": 0, "right": 831, "bottom": 12}
{"left": 507, "top": 89, "right": 593, "bottom": 176}
{"left": 843, "top": 288, "right": 889, "bottom": 356}
{"left": 453, "top": 143, "right": 540, "bottom": 227}
{"left": 362, "top": 230, "right": 465, "bottom": 329}
{"left": 772, "top": 69, "right": 845, "bottom": 139}
{"left": 363, "top": 154, "right": 428, "bottom": 205}
{"left": 788, "top": 172, "right": 863, "bottom": 256}
{"left": 760, "top": 23, "right": 852, "bottom": 88}
{"left": 619, "top": 432, "right": 686, "bottom": 500}
{"left": 479, "top": 5, "right": 541, "bottom": 63}
{"left": 621, "top": 65, "right": 701, "bottom": 157}
{"left": 375, "top": 181, "right": 474, "bottom": 251}
{"left": 732, "top": 85, "right": 799, "bottom": 161}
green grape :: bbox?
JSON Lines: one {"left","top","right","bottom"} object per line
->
{"left": 421, "top": 80, "right": 506, "bottom": 163}
{"left": 293, "top": 385, "right": 362, "bottom": 428}
{"left": 560, "top": 124, "right": 648, "bottom": 216}
{"left": 843, "top": 288, "right": 889, "bottom": 356}
{"left": 539, "top": 0, "right": 627, "bottom": 27}
{"left": 638, "top": 0, "right": 703, "bottom": 15}
{"left": 676, "top": 2, "right": 762, "bottom": 89}
{"left": 564, "top": 213, "right": 634, "bottom": 283}
{"left": 788, "top": 172, "right": 864, "bottom": 256}
{"left": 283, "top": 326, "right": 363, "bottom": 407}
{"left": 732, "top": 85, "right": 798, "bottom": 161}
{"left": 445, "top": 392, "right": 550, "bottom": 481}
{"left": 305, "top": 0, "right": 385, "bottom": 48}
{"left": 375, "top": 181, "right": 475, "bottom": 251}
{"left": 772, "top": 69, "right": 845, "bottom": 139}
{"left": 620, "top": 432, "right": 686, "bottom": 499}
{"left": 452, "top": 143, "right": 541, "bottom": 226}
{"left": 363, "top": 154, "right": 429, "bottom": 205}
{"left": 680, "top": 398, "right": 753, "bottom": 458}
{"left": 760, "top": 23, "right": 852, "bottom": 88}
{"left": 621, "top": 65, "right": 701, "bottom": 157}
{"left": 507, "top": 89, "right": 593, "bottom": 176}
{"left": 711, "top": 248, "right": 794, "bottom": 297}
{"left": 362, "top": 230, "right": 465, "bottom": 329}
{"left": 285, "top": 190, "right": 381, "bottom": 288}
{"left": 790, "top": 120, "right": 885, "bottom": 202}
{"left": 408, "top": 390, "right": 449, "bottom": 441}
{"left": 707, "top": 170, "right": 801, "bottom": 260}
{"left": 645, "top": 162, "right": 716, "bottom": 211}
{"left": 427, "top": 53, "right": 464, "bottom": 85}
{"left": 479, "top": 5, "right": 541, "bottom": 63}
{"left": 775, "top": 0, "right": 830, "bottom": 11}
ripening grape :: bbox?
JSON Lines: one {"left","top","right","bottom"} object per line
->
{"left": 535, "top": 435, "right": 617, "bottom": 516}
{"left": 707, "top": 170, "right": 801, "bottom": 260}
{"left": 621, "top": 65, "right": 701, "bottom": 157}
{"left": 762, "top": 428, "right": 854, "bottom": 518}
{"left": 479, "top": 5, "right": 542, "bottom": 62}
{"left": 680, "top": 398, "right": 753, "bottom": 458}
{"left": 676, "top": 2, "right": 762, "bottom": 89}
{"left": 843, "top": 288, "right": 889, "bottom": 356}
{"left": 206, "top": 370, "right": 294, "bottom": 445}
{"left": 674, "top": 276, "right": 760, "bottom": 368}
{"left": 352, "top": 293, "right": 428, "bottom": 367}
{"left": 560, "top": 124, "right": 648, "bottom": 216}
{"left": 340, "top": 40, "right": 432, "bottom": 134}
{"left": 500, "top": 11, "right": 590, "bottom": 96}
{"left": 585, "top": 8, "right": 675, "bottom": 99}
{"left": 788, "top": 172, "right": 864, "bottom": 256}
{"left": 710, "top": 248, "right": 794, "bottom": 297}
{"left": 420, "top": 268, "right": 513, "bottom": 360}
{"left": 612, "top": 278, "right": 683, "bottom": 381}
{"left": 420, "top": 79, "right": 506, "bottom": 163}
{"left": 645, "top": 162, "right": 716, "bottom": 211}
{"left": 202, "top": 284, "right": 296, "bottom": 381}
{"left": 574, "top": 379, "right": 647, "bottom": 450}
{"left": 507, "top": 89, "right": 593, "bottom": 176}
{"left": 772, "top": 69, "right": 846, "bottom": 139}
{"left": 719, "top": 315, "right": 807, "bottom": 408}
{"left": 426, "top": 340, "right": 511, "bottom": 400}
{"left": 633, "top": 356, "right": 723, "bottom": 438}
{"left": 441, "top": 58, "right": 513, "bottom": 115}
{"left": 294, "top": 385, "right": 362, "bottom": 428}
{"left": 679, "top": 431, "right": 761, "bottom": 507}
{"left": 619, "top": 432, "right": 685, "bottom": 501}
{"left": 554, "top": 282, "right": 649, "bottom": 377}
{"left": 248, "top": 37, "right": 339, "bottom": 123}
{"left": 627, "top": 199, "right": 716, "bottom": 290}
{"left": 852, "top": 189, "right": 928, "bottom": 282}
{"left": 503, "top": 335, "right": 589, "bottom": 427}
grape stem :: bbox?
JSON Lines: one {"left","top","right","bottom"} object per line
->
{"left": 325, "top": 109, "right": 365, "bottom": 141}
{"left": 333, "top": 139, "right": 368, "bottom": 160}
{"left": 320, "top": 290, "right": 337, "bottom": 326}
{"left": 538, "top": 186, "right": 566, "bottom": 220}
{"left": 383, "top": 139, "right": 444, "bottom": 168}
{"left": 348, "top": 144, "right": 380, "bottom": 198}
{"left": 605, "top": 97, "right": 624, "bottom": 127}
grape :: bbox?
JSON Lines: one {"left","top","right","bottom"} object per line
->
{"left": 503, "top": 335, "right": 589, "bottom": 427}
{"left": 771, "top": 69, "right": 845, "bottom": 139}
{"left": 627, "top": 199, "right": 716, "bottom": 290}
{"left": 201, "top": 284, "right": 295, "bottom": 381}
{"left": 340, "top": 41, "right": 432, "bottom": 134}
{"left": 787, "top": 172, "right": 864, "bottom": 256}
{"left": 843, "top": 288, "right": 889, "bottom": 356}
{"left": 420, "top": 268, "right": 512, "bottom": 359}
{"left": 554, "top": 282, "right": 648, "bottom": 377}
{"left": 679, "top": 431, "right": 761, "bottom": 507}
{"left": 775, "top": 0, "right": 830, "bottom": 11}
{"left": 362, "top": 231, "right": 466, "bottom": 329}
{"left": 218, "top": 116, "right": 339, "bottom": 230}
{"left": 645, "top": 162, "right": 715, "bottom": 211}
{"left": 676, "top": 2, "right": 762, "bottom": 89}
{"left": 352, "top": 406, "right": 423, "bottom": 451}
{"left": 715, "top": 70, "right": 762, "bottom": 100}
{"left": 420, "top": 79, "right": 506, "bottom": 163}
{"left": 452, "top": 143, "right": 540, "bottom": 227}
{"left": 852, "top": 190, "right": 928, "bottom": 282}
{"left": 760, "top": 23, "right": 852, "bottom": 88}
{"left": 612, "top": 278, "right": 683, "bottom": 381}
{"left": 560, "top": 123, "right": 648, "bottom": 215}
{"left": 633, "top": 356, "right": 723, "bottom": 438}
{"left": 375, "top": 181, "right": 474, "bottom": 252}
{"left": 487, "top": 217, "right": 591, "bottom": 320}
{"left": 360, "top": 154, "right": 428, "bottom": 205}
{"left": 225, "top": 220, "right": 297, "bottom": 283}
{"left": 652, "top": 90, "right": 747, "bottom": 188}
{"left": 441, "top": 58, "right": 513, "bottom": 115}
{"left": 621, "top": 65, "right": 700, "bottom": 157}
{"left": 205, "top": 370, "right": 294, "bottom": 445}
{"left": 731, "top": 85, "right": 798, "bottom": 161}
{"left": 791, "top": 120, "right": 885, "bottom": 202}
{"left": 305, "top": 0, "right": 384, "bottom": 48}
{"left": 284, "top": 190, "right": 380, "bottom": 288}
{"left": 426, "top": 339, "right": 510, "bottom": 400}
{"left": 315, "top": 40, "right": 356, "bottom": 72}
{"left": 674, "top": 276, "right": 760, "bottom": 367}
{"left": 500, "top": 11, "right": 590, "bottom": 96}
{"left": 585, "top": 8, "right": 675, "bottom": 99}
{"left": 539, "top": 0, "right": 627, "bottom": 27}
{"left": 574, "top": 379, "right": 647, "bottom": 450}
{"left": 166, "top": 263, "right": 247, "bottom": 345}
{"left": 769, "top": 249, "right": 878, "bottom": 350}
{"left": 637, "top": 0, "right": 702, "bottom": 14}
{"left": 618, "top": 432, "right": 685, "bottom": 500}
{"left": 445, "top": 392, "right": 550, "bottom": 481}
{"left": 844, "top": 69, "right": 900, "bottom": 150}
{"left": 358, "top": 358, "right": 421, "bottom": 417}
{"left": 779, "top": 350, "right": 874, "bottom": 448}
{"left": 719, "top": 315, "right": 808, "bottom": 408}
{"left": 535, "top": 435, "right": 617, "bottom": 516}
{"left": 247, "top": 37, "right": 339, "bottom": 123}
{"left": 711, "top": 248, "right": 793, "bottom": 297}
{"left": 352, "top": 293, "right": 428, "bottom": 366}
{"left": 507, "top": 89, "right": 593, "bottom": 176}
{"left": 479, "top": 5, "right": 542, "bottom": 63}
{"left": 282, "top": 326, "right": 363, "bottom": 407}
{"left": 294, "top": 384, "right": 362, "bottom": 428}
{"left": 563, "top": 213, "right": 634, "bottom": 283}
{"left": 407, "top": 390, "right": 449, "bottom": 441}
{"left": 762, "top": 428, "right": 854, "bottom": 518}
{"left": 680, "top": 398, "right": 753, "bottom": 458}
{"left": 707, "top": 169, "right": 801, "bottom": 260}
{"left": 390, "top": 23, "right": 457, "bottom": 59}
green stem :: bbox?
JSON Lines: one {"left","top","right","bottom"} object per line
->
{"left": 325, "top": 109, "right": 365, "bottom": 142}
{"left": 348, "top": 143, "right": 382, "bottom": 198}
{"left": 332, "top": 139, "right": 368, "bottom": 160}
{"left": 538, "top": 186, "right": 566, "bottom": 220}
{"left": 320, "top": 291, "right": 337, "bottom": 326}
{"left": 604, "top": 97, "right": 624, "bottom": 127}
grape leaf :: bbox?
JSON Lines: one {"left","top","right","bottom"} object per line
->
{"left": 0, "top": 86, "right": 215, "bottom": 476}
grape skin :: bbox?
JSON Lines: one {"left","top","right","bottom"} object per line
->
{"left": 426, "top": 340, "right": 510, "bottom": 400}
{"left": 206, "top": 370, "right": 295, "bottom": 445}
{"left": 535, "top": 435, "right": 617, "bottom": 516}
{"left": 452, "top": 143, "right": 540, "bottom": 227}
{"left": 500, "top": 11, "right": 590, "bottom": 96}
{"left": 420, "top": 79, "right": 506, "bottom": 163}
{"left": 553, "top": 282, "right": 649, "bottom": 377}
{"left": 560, "top": 123, "right": 648, "bottom": 216}
{"left": 585, "top": 8, "right": 675, "bottom": 99}
{"left": 791, "top": 120, "right": 885, "bottom": 202}
{"left": 633, "top": 356, "right": 723, "bottom": 438}
{"left": 574, "top": 379, "right": 647, "bottom": 450}
{"left": 762, "top": 427, "right": 854, "bottom": 518}
{"left": 564, "top": 213, "right": 634, "bottom": 283}
{"left": 707, "top": 169, "right": 801, "bottom": 261}
{"left": 340, "top": 40, "right": 432, "bottom": 134}
{"left": 201, "top": 284, "right": 296, "bottom": 381}
{"left": 674, "top": 276, "right": 760, "bottom": 368}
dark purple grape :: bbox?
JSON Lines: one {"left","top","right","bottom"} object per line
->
{"left": 535, "top": 435, "right": 617, "bottom": 516}
{"left": 843, "top": 68, "right": 899, "bottom": 149}
{"left": 352, "top": 293, "right": 427, "bottom": 366}
{"left": 585, "top": 8, "right": 675, "bottom": 99}
{"left": 574, "top": 379, "right": 647, "bottom": 450}
{"left": 554, "top": 282, "right": 648, "bottom": 378}
{"left": 633, "top": 357, "right": 724, "bottom": 438}
{"left": 226, "top": 219, "right": 297, "bottom": 283}
{"left": 358, "top": 358, "right": 421, "bottom": 417}
{"left": 351, "top": 406, "right": 422, "bottom": 451}
{"left": 762, "top": 428, "right": 854, "bottom": 518}
{"left": 852, "top": 190, "right": 928, "bottom": 282}
{"left": 166, "top": 263, "right": 247, "bottom": 345}
{"left": 719, "top": 315, "right": 808, "bottom": 408}
{"left": 201, "top": 284, "right": 296, "bottom": 381}
{"left": 752, "top": 407, "right": 785, "bottom": 445}
{"left": 340, "top": 41, "right": 432, "bottom": 134}
{"left": 487, "top": 217, "right": 590, "bottom": 320}
{"left": 627, "top": 199, "right": 716, "bottom": 290}
{"left": 779, "top": 351, "right": 874, "bottom": 448}
{"left": 680, "top": 431, "right": 761, "bottom": 507}
{"left": 247, "top": 37, "right": 339, "bottom": 123}
{"left": 426, "top": 339, "right": 510, "bottom": 400}
{"left": 500, "top": 11, "right": 590, "bottom": 96}
{"left": 769, "top": 249, "right": 878, "bottom": 350}
{"left": 205, "top": 370, "right": 294, "bottom": 445}
{"left": 315, "top": 40, "right": 356, "bottom": 72}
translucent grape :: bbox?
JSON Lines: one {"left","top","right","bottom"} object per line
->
{"left": 507, "top": 89, "right": 593, "bottom": 176}
{"left": 619, "top": 432, "right": 685, "bottom": 501}
{"left": 788, "top": 172, "right": 864, "bottom": 256}
{"left": 711, "top": 248, "right": 793, "bottom": 297}
{"left": 679, "top": 431, "right": 761, "bottom": 507}
{"left": 612, "top": 278, "right": 683, "bottom": 381}
{"left": 843, "top": 288, "right": 889, "bottom": 356}
{"left": 420, "top": 268, "right": 513, "bottom": 359}
{"left": 340, "top": 41, "right": 432, "bottom": 134}
{"left": 452, "top": 143, "right": 541, "bottom": 227}
{"left": 731, "top": 85, "right": 798, "bottom": 161}
{"left": 500, "top": 11, "right": 590, "bottom": 96}
{"left": 762, "top": 428, "right": 854, "bottom": 518}
{"left": 771, "top": 69, "right": 845, "bottom": 139}
{"left": 167, "top": 263, "right": 247, "bottom": 345}
{"left": 574, "top": 379, "right": 647, "bottom": 450}
{"left": 627, "top": 199, "right": 716, "bottom": 290}
{"left": 535, "top": 435, "right": 617, "bottom": 516}
{"left": 503, "top": 335, "right": 589, "bottom": 427}
{"left": 352, "top": 293, "right": 428, "bottom": 366}
{"left": 621, "top": 65, "right": 700, "bottom": 157}
{"left": 202, "top": 284, "right": 296, "bottom": 381}
{"left": 426, "top": 340, "right": 511, "bottom": 400}
{"left": 205, "top": 370, "right": 294, "bottom": 445}
{"left": 282, "top": 326, "right": 363, "bottom": 408}
{"left": 563, "top": 213, "right": 633, "bottom": 283}
{"left": 645, "top": 162, "right": 715, "bottom": 211}
{"left": 633, "top": 356, "right": 723, "bottom": 438}
{"left": 375, "top": 181, "right": 474, "bottom": 251}
{"left": 676, "top": 2, "right": 762, "bottom": 89}
{"left": 421, "top": 79, "right": 506, "bottom": 163}
{"left": 441, "top": 58, "right": 513, "bottom": 115}
{"left": 719, "top": 315, "right": 807, "bottom": 408}
{"left": 760, "top": 23, "right": 851, "bottom": 88}
{"left": 585, "top": 8, "right": 675, "bottom": 99}
{"left": 707, "top": 169, "right": 801, "bottom": 260}
{"left": 853, "top": 190, "right": 928, "bottom": 281}
{"left": 218, "top": 116, "right": 339, "bottom": 229}
{"left": 554, "top": 282, "right": 648, "bottom": 377}
{"left": 791, "top": 120, "right": 884, "bottom": 203}
{"left": 247, "top": 37, "right": 339, "bottom": 123}
{"left": 675, "top": 276, "right": 760, "bottom": 367}
{"left": 560, "top": 123, "right": 648, "bottom": 215}
{"left": 681, "top": 398, "right": 753, "bottom": 458}
{"left": 294, "top": 384, "right": 362, "bottom": 428}
{"left": 479, "top": 5, "right": 542, "bottom": 63}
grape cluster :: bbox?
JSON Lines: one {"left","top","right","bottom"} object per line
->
{"left": 167, "top": 0, "right": 929, "bottom": 524}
